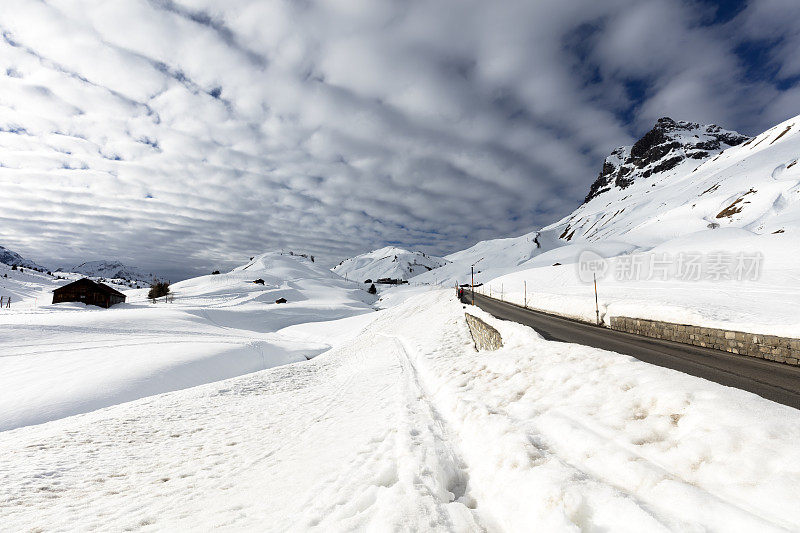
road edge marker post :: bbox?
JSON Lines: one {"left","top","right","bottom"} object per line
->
{"left": 524, "top": 281, "right": 527, "bottom": 308}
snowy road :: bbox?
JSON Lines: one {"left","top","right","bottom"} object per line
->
{"left": 465, "top": 291, "right": 800, "bottom": 409}
{"left": 3, "top": 290, "right": 800, "bottom": 531}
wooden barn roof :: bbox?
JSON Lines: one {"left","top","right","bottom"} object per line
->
{"left": 53, "top": 278, "right": 127, "bottom": 297}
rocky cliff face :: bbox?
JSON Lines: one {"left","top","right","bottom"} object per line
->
{"left": 584, "top": 117, "right": 749, "bottom": 203}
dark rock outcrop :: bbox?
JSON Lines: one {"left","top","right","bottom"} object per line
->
{"left": 584, "top": 118, "right": 749, "bottom": 203}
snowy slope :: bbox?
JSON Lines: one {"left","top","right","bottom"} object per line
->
{"left": 412, "top": 230, "right": 544, "bottom": 286}
{"left": 0, "top": 251, "right": 377, "bottom": 431}
{"left": 548, "top": 115, "right": 797, "bottom": 246}
{"left": 420, "top": 114, "right": 800, "bottom": 333}
{"left": 3, "top": 290, "right": 800, "bottom": 531}
{"left": 66, "top": 260, "right": 154, "bottom": 283}
{"left": 332, "top": 246, "right": 449, "bottom": 282}
{"left": 0, "top": 261, "right": 61, "bottom": 306}
{"left": 0, "top": 244, "right": 46, "bottom": 270}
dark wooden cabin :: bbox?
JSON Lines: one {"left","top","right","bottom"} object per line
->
{"left": 52, "top": 278, "right": 127, "bottom": 308}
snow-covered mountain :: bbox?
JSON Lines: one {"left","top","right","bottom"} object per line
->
{"left": 414, "top": 114, "right": 800, "bottom": 296}
{"left": 582, "top": 117, "right": 749, "bottom": 203}
{"left": 332, "top": 246, "right": 449, "bottom": 282}
{"left": 66, "top": 261, "right": 154, "bottom": 282}
{"left": 550, "top": 114, "right": 798, "bottom": 246}
{"left": 0, "top": 245, "right": 46, "bottom": 271}
{"left": 431, "top": 114, "right": 800, "bottom": 336}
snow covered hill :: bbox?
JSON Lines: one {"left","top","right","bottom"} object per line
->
{"left": 65, "top": 260, "right": 154, "bottom": 283}
{"left": 0, "top": 251, "right": 377, "bottom": 431}
{"left": 548, "top": 114, "right": 797, "bottom": 246}
{"left": 332, "top": 246, "right": 449, "bottom": 282}
{"left": 415, "top": 114, "right": 800, "bottom": 334}
{"left": 0, "top": 244, "right": 46, "bottom": 270}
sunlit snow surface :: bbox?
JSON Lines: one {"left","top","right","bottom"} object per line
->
{"left": 0, "top": 253, "right": 375, "bottom": 431}
{"left": 2, "top": 288, "right": 800, "bottom": 530}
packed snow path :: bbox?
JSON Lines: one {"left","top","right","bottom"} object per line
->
{"left": 2, "top": 291, "right": 800, "bottom": 531}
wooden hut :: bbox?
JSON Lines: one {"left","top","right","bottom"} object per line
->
{"left": 52, "top": 278, "right": 127, "bottom": 308}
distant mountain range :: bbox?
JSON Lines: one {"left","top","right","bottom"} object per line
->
{"left": 65, "top": 261, "right": 155, "bottom": 282}
{"left": 0, "top": 245, "right": 46, "bottom": 270}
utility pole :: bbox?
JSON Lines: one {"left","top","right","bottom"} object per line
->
{"left": 594, "top": 273, "right": 600, "bottom": 326}
{"left": 470, "top": 258, "right": 483, "bottom": 306}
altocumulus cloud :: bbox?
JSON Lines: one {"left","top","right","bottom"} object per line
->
{"left": 0, "top": 0, "right": 798, "bottom": 278}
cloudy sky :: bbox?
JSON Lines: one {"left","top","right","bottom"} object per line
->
{"left": 1, "top": 0, "right": 799, "bottom": 279}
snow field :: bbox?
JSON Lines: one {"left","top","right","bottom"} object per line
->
{"left": 0, "top": 293, "right": 482, "bottom": 531}
{"left": 0, "top": 253, "right": 377, "bottom": 431}
{"left": 2, "top": 289, "right": 799, "bottom": 531}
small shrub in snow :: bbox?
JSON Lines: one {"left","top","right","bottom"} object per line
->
{"left": 148, "top": 280, "right": 170, "bottom": 300}
{"left": 368, "top": 283, "right": 377, "bottom": 295}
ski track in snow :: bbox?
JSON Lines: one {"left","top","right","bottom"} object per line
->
{"left": 2, "top": 289, "right": 800, "bottom": 531}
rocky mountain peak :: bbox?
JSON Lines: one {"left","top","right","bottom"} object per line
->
{"left": 584, "top": 117, "right": 749, "bottom": 203}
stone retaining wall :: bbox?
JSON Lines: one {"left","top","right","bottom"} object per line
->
{"left": 611, "top": 316, "right": 800, "bottom": 366}
{"left": 465, "top": 313, "right": 503, "bottom": 351}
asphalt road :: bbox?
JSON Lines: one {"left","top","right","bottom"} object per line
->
{"left": 463, "top": 291, "right": 800, "bottom": 410}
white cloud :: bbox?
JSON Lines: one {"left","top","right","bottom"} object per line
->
{"left": 0, "top": 0, "right": 797, "bottom": 278}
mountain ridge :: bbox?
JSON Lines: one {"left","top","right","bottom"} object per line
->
{"left": 584, "top": 117, "right": 749, "bottom": 203}
{"left": 410, "top": 113, "right": 800, "bottom": 287}
{"left": 0, "top": 245, "right": 46, "bottom": 271}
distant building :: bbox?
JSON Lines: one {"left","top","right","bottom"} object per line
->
{"left": 376, "top": 278, "right": 408, "bottom": 285}
{"left": 52, "top": 278, "right": 126, "bottom": 308}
